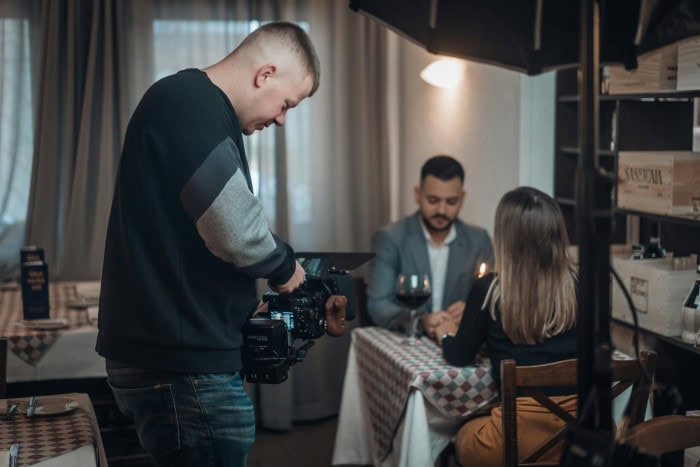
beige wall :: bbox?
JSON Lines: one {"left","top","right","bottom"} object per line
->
{"left": 388, "top": 38, "right": 555, "bottom": 236}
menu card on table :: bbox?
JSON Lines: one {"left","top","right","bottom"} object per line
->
{"left": 20, "top": 246, "right": 50, "bottom": 320}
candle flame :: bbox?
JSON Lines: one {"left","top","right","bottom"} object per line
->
{"left": 478, "top": 263, "right": 487, "bottom": 278}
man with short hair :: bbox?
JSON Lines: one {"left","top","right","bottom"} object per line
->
{"left": 367, "top": 155, "right": 494, "bottom": 337}
{"left": 96, "top": 22, "right": 320, "bottom": 466}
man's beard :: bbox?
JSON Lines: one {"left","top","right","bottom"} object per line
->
{"left": 421, "top": 214, "right": 454, "bottom": 233}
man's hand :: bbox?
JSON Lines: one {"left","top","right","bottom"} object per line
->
{"left": 269, "top": 260, "right": 305, "bottom": 294}
{"left": 422, "top": 311, "right": 448, "bottom": 339}
{"left": 421, "top": 300, "right": 465, "bottom": 339}
{"left": 434, "top": 319, "right": 458, "bottom": 342}
{"left": 252, "top": 300, "right": 268, "bottom": 317}
{"left": 445, "top": 300, "right": 465, "bottom": 323}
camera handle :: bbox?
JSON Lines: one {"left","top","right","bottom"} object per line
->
{"left": 325, "top": 295, "right": 348, "bottom": 337}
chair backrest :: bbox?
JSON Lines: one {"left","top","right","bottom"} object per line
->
{"left": 353, "top": 277, "right": 372, "bottom": 327}
{"left": 0, "top": 337, "right": 7, "bottom": 398}
{"left": 622, "top": 414, "right": 700, "bottom": 455}
{"left": 501, "top": 350, "right": 656, "bottom": 467}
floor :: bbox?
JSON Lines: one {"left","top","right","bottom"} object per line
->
{"left": 248, "top": 416, "right": 340, "bottom": 467}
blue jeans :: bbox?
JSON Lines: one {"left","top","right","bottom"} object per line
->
{"left": 106, "top": 366, "right": 255, "bottom": 467}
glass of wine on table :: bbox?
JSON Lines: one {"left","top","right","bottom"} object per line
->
{"left": 395, "top": 273, "right": 431, "bottom": 346}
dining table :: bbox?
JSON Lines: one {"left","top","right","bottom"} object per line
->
{"left": 331, "top": 327, "right": 648, "bottom": 467}
{"left": 331, "top": 326, "right": 499, "bottom": 467}
{"left": 0, "top": 281, "right": 105, "bottom": 383}
{"left": 0, "top": 392, "right": 107, "bottom": 466}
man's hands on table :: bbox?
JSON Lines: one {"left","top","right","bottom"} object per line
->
{"left": 421, "top": 300, "right": 464, "bottom": 340}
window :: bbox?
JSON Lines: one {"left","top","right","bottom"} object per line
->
{"left": 0, "top": 12, "right": 35, "bottom": 279}
{"left": 0, "top": 16, "right": 34, "bottom": 228}
{"left": 151, "top": 19, "right": 312, "bottom": 228}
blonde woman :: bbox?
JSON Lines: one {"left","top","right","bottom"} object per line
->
{"left": 434, "top": 186, "right": 578, "bottom": 466}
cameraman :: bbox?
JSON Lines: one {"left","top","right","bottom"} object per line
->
{"left": 96, "top": 22, "right": 319, "bottom": 467}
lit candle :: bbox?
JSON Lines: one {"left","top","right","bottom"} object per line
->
{"left": 477, "top": 262, "right": 487, "bottom": 278}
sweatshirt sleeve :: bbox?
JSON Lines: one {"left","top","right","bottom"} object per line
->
{"left": 179, "top": 136, "right": 294, "bottom": 285}
{"left": 442, "top": 274, "right": 494, "bottom": 366}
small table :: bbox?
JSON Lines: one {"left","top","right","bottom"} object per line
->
{"left": 332, "top": 327, "right": 499, "bottom": 467}
{"left": 0, "top": 392, "right": 107, "bottom": 466}
{"left": 0, "top": 282, "right": 105, "bottom": 382}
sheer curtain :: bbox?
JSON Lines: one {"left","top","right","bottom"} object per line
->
{"left": 20, "top": 0, "right": 394, "bottom": 427}
{"left": 0, "top": 1, "right": 39, "bottom": 281}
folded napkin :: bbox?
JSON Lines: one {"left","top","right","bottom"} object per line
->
{"left": 74, "top": 281, "right": 101, "bottom": 300}
{"left": 0, "top": 449, "right": 9, "bottom": 466}
{"left": 87, "top": 306, "right": 99, "bottom": 324}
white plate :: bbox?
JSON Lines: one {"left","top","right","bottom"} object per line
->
{"left": 21, "top": 318, "right": 70, "bottom": 330}
{"left": 65, "top": 298, "right": 99, "bottom": 309}
{"left": 12, "top": 397, "right": 80, "bottom": 416}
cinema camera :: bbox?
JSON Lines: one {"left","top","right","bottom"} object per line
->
{"left": 242, "top": 253, "right": 371, "bottom": 384}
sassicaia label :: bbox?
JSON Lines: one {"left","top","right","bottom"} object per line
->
{"left": 624, "top": 166, "right": 663, "bottom": 185}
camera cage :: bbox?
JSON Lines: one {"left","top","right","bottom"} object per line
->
{"left": 242, "top": 252, "right": 373, "bottom": 384}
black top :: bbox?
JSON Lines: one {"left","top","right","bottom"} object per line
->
{"left": 96, "top": 69, "right": 296, "bottom": 373}
{"left": 442, "top": 273, "right": 577, "bottom": 393}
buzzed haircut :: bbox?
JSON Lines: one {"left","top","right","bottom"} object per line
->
{"left": 420, "top": 155, "right": 465, "bottom": 185}
{"left": 242, "top": 21, "right": 321, "bottom": 96}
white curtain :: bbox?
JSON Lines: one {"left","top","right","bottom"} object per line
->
{"left": 0, "top": 1, "right": 39, "bottom": 281}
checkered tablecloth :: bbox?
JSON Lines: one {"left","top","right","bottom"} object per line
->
{"left": 0, "top": 283, "right": 92, "bottom": 365}
{"left": 354, "top": 327, "right": 499, "bottom": 460}
{"left": 0, "top": 398, "right": 96, "bottom": 466}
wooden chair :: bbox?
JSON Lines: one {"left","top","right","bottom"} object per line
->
{"left": 0, "top": 337, "right": 6, "bottom": 398}
{"left": 500, "top": 351, "right": 656, "bottom": 467}
{"left": 621, "top": 414, "right": 700, "bottom": 457}
{"left": 353, "top": 276, "right": 372, "bottom": 327}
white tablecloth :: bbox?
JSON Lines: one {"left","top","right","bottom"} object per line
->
{"left": 32, "top": 444, "right": 98, "bottom": 467}
{"left": 332, "top": 328, "right": 498, "bottom": 467}
{"left": 332, "top": 342, "right": 462, "bottom": 466}
{"left": 0, "top": 282, "right": 106, "bottom": 382}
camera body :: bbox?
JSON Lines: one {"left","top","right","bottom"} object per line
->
{"left": 242, "top": 256, "right": 354, "bottom": 384}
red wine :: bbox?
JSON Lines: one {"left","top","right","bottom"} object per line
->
{"left": 396, "top": 292, "right": 430, "bottom": 309}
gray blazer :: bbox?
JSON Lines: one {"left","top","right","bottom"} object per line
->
{"left": 367, "top": 213, "right": 494, "bottom": 331}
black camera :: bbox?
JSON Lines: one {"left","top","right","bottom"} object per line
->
{"left": 242, "top": 253, "right": 372, "bottom": 384}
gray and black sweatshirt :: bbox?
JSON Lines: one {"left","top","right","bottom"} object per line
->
{"left": 96, "top": 69, "right": 296, "bottom": 373}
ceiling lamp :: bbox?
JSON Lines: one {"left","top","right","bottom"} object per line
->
{"left": 419, "top": 58, "right": 466, "bottom": 88}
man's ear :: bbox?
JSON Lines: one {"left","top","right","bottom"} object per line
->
{"left": 413, "top": 185, "right": 421, "bottom": 204}
{"left": 254, "top": 64, "right": 276, "bottom": 88}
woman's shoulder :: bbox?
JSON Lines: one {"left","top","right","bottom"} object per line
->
{"left": 473, "top": 273, "right": 495, "bottom": 295}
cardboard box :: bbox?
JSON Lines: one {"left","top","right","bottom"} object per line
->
{"left": 617, "top": 151, "right": 700, "bottom": 217}
{"left": 611, "top": 254, "right": 697, "bottom": 337}
{"left": 677, "top": 39, "right": 700, "bottom": 91}
{"left": 603, "top": 46, "right": 677, "bottom": 94}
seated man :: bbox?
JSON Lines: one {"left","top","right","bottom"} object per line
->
{"left": 367, "top": 155, "right": 493, "bottom": 335}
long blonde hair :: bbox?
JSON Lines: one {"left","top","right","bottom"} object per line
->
{"left": 485, "top": 187, "right": 577, "bottom": 345}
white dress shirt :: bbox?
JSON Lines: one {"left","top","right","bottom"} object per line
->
{"left": 419, "top": 218, "right": 457, "bottom": 312}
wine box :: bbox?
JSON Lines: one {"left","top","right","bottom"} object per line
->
{"left": 616, "top": 151, "right": 700, "bottom": 217}
{"left": 20, "top": 260, "right": 50, "bottom": 320}
{"left": 602, "top": 45, "right": 677, "bottom": 94}
{"left": 677, "top": 39, "right": 700, "bottom": 91}
{"left": 681, "top": 279, "right": 700, "bottom": 344}
{"left": 611, "top": 254, "right": 697, "bottom": 337}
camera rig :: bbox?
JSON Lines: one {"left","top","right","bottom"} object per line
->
{"left": 242, "top": 252, "right": 373, "bottom": 384}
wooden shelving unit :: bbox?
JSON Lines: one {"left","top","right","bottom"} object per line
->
{"left": 554, "top": 68, "right": 700, "bottom": 419}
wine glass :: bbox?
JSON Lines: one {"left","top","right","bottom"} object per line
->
{"left": 395, "top": 273, "right": 431, "bottom": 345}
